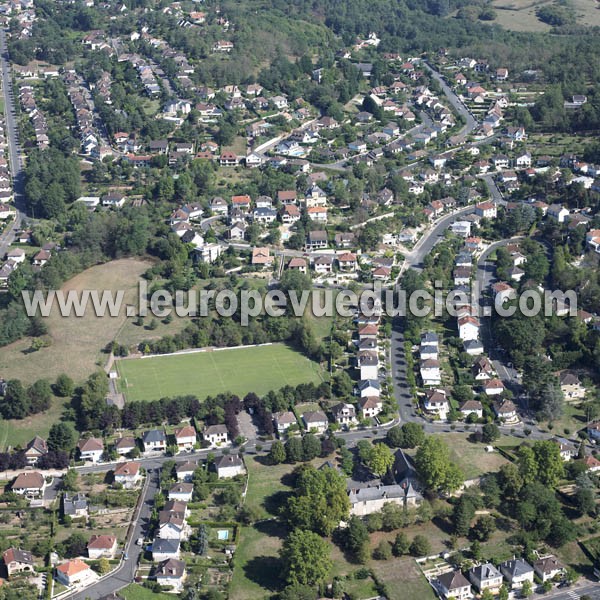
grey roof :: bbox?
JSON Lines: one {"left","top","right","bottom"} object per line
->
{"left": 254, "top": 207, "right": 277, "bottom": 217}
{"left": 302, "top": 410, "right": 328, "bottom": 424}
{"left": 3, "top": 548, "right": 34, "bottom": 565}
{"left": 63, "top": 492, "right": 88, "bottom": 516}
{"left": 348, "top": 484, "right": 405, "bottom": 504}
{"left": 437, "top": 570, "right": 471, "bottom": 591}
{"left": 214, "top": 454, "right": 244, "bottom": 469}
{"left": 464, "top": 340, "right": 483, "bottom": 350}
{"left": 175, "top": 461, "right": 196, "bottom": 473}
{"left": 420, "top": 344, "right": 438, "bottom": 355}
{"left": 359, "top": 379, "right": 380, "bottom": 391}
{"left": 152, "top": 538, "right": 180, "bottom": 555}
{"left": 156, "top": 558, "right": 185, "bottom": 578}
{"left": 26, "top": 435, "right": 48, "bottom": 455}
{"left": 205, "top": 424, "right": 228, "bottom": 435}
{"left": 500, "top": 558, "right": 533, "bottom": 578}
{"left": 308, "top": 230, "right": 327, "bottom": 242}
{"left": 470, "top": 562, "right": 502, "bottom": 581}
{"left": 421, "top": 332, "right": 439, "bottom": 344}
{"left": 143, "top": 429, "right": 166, "bottom": 443}
{"left": 169, "top": 483, "right": 193, "bottom": 494}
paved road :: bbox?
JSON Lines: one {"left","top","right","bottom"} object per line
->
{"left": 542, "top": 582, "right": 600, "bottom": 600}
{"left": 69, "top": 465, "right": 159, "bottom": 600}
{"left": 0, "top": 27, "right": 25, "bottom": 259}
{"left": 424, "top": 61, "right": 477, "bottom": 137}
{"left": 481, "top": 173, "right": 505, "bottom": 205}
{"left": 401, "top": 205, "right": 475, "bottom": 274}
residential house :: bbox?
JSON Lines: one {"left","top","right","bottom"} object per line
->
{"left": 273, "top": 411, "right": 297, "bottom": 435}
{"left": 302, "top": 410, "right": 329, "bottom": 433}
{"left": 348, "top": 484, "right": 409, "bottom": 517}
{"left": 168, "top": 483, "right": 194, "bottom": 503}
{"left": 420, "top": 359, "right": 442, "bottom": 387}
{"left": 175, "top": 462, "right": 196, "bottom": 482}
{"left": 475, "top": 201, "right": 497, "bottom": 219}
{"left": 548, "top": 204, "right": 570, "bottom": 223}
{"left": 453, "top": 266, "right": 471, "bottom": 286}
{"left": 204, "top": 424, "right": 229, "bottom": 447}
{"left": 420, "top": 344, "right": 438, "bottom": 361}
{"left": 458, "top": 315, "right": 480, "bottom": 341}
{"left": 423, "top": 389, "right": 449, "bottom": 420}
{"left": 155, "top": 558, "right": 186, "bottom": 592}
{"left": 142, "top": 430, "right": 167, "bottom": 454}
{"left": 3, "top": 548, "right": 34, "bottom": 578}
{"left": 493, "top": 399, "right": 518, "bottom": 421}
{"left": 331, "top": 403, "right": 357, "bottom": 426}
{"left": 33, "top": 249, "right": 51, "bottom": 266}
{"left": 214, "top": 454, "right": 246, "bottom": 479}
{"left": 307, "top": 206, "right": 328, "bottom": 222}
{"left": 228, "top": 221, "right": 247, "bottom": 240}
{"left": 533, "top": 556, "right": 564, "bottom": 582}
{"left": 492, "top": 282, "right": 515, "bottom": 306}
{"left": 55, "top": 559, "right": 97, "bottom": 587}
{"left": 313, "top": 255, "right": 334, "bottom": 275}
{"left": 459, "top": 400, "right": 483, "bottom": 420}
{"left": 496, "top": 67, "right": 509, "bottom": 81}
{"left": 152, "top": 538, "right": 180, "bottom": 562}
{"left": 472, "top": 356, "right": 494, "bottom": 380}
{"left": 77, "top": 437, "right": 104, "bottom": 463}
{"left": 12, "top": 472, "right": 46, "bottom": 497}
{"left": 174, "top": 425, "right": 196, "bottom": 451}
{"left": 559, "top": 371, "right": 586, "bottom": 400}
{"left": 515, "top": 152, "right": 532, "bottom": 168}
{"left": 63, "top": 492, "right": 89, "bottom": 519}
{"left": 114, "top": 436, "right": 136, "bottom": 456}
{"left": 484, "top": 378, "right": 505, "bottom": 396}
{"left": 553, "top": 437, "right": 578, "bottom": 461}
{"left": 210, "top": 196, "right": 229, "bottom": 215}
{"left": 113, "top": 462, "right": 141, "bottom": 489}
{"left": 469, "top": 563, "right": 503, "bottom": 594}
{"left": 583, "top": 455, "right": 600, "bottom": 472}
{"left": 306, "top": 230, "right": 328, "bottom": 251}
{"left": 219, "top": 151, "right": 239, "bottom": 167}
{"left": 359, "top": 380, "right": 380, "bottom": 398}
{"left": 499, "top": 559, "right": 534, "bottom": 589}
{"left": 358, "top": 351, "right": 379, "bottom": 381}
{"left": 288, "top": 257, "right": 307, "bottom": 273}
{"left": 281, "top": 204, "right": 301, "bottom": 224}
{"left": 24, "top": 436, "right": 48, "bottom": 466}
{"left": 158, "top": 512, "right": 187, "bottom": 540}
{"left": 87, "top": 535, "right": 117, "bottom": 559}
{"left": 253, "top": 207, "right": 278, "bottom": 224}
{"left": 463, "top": 339, "right": 484, "bottom": 355}
{"left": 436, "top": 571, "right": 473, "bottom": 600}
{"left": 359, "top": 396, "right": 383, "bottom": 419}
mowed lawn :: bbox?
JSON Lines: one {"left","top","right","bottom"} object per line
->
{"left": 116, "top": 343, "right": 323, "bottom": 402}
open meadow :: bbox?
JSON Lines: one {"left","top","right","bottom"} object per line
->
{"left": 116, "top": 343, "right": 323, "bottom": 402}
{"left": 0, "top": 258, "right": 159, "bottom": 384}
{"left": 490, "top": 0, "right": 600, "bottom": 31}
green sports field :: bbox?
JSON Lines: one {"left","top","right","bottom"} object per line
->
{"left": 116, "top": 343, "right": 323, "bottom": 402}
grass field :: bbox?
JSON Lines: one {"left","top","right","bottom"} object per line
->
{"left": 0, "top": 396, "right": 67, "bottom": 450}
{"left": 116, "top": 343, "right": 323, "bottom": 402}
{"left": 0, "top": 258, "right": 188, "bottom": 449}
{"left": 0, "top": 258, "right": 159, "bottom": 384}
{"left": 229, "top": 456, "right": 292, "bottom": 600}
{"left": 490, "top": 0, "right": 600, "bottom": 30}
{"left": 441, "top": 432, "right": 511, "bottom": 480}
{"left": 119, "top": 584, "right": 174, "bottom": 600}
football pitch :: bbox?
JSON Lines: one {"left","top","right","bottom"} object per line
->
{"left": 116, "top": 343, "right": 323, "bottom": 402}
